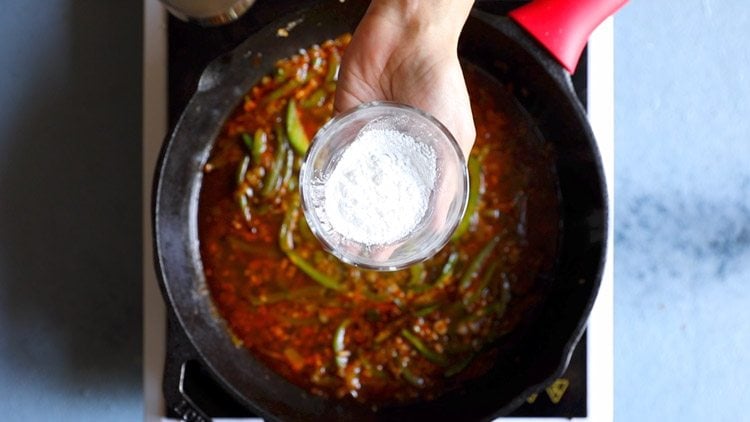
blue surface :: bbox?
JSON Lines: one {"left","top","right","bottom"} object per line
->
{"left": 614, "top": 1, "right": 750, "bottom": 421}
{"left": 0, "top": 1, "right": 142, "bottom": 421}
{"left": 0, "top": 0, "right": 749, "bottom": 421}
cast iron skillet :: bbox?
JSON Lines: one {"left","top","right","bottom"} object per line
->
{"left": 154, "top": 0, "right": 623, "bottom": 419}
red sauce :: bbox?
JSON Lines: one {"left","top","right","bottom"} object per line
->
{"left": 198, "top": 34, "right": 560, "bottom": 405}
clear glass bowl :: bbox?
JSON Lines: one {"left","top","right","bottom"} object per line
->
{"left": 299, "top": 101, "right": 468, "bottom": 271}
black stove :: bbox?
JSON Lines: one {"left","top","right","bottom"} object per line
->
{"left": 164, "top": 1, "right": 588, "bottom": 419}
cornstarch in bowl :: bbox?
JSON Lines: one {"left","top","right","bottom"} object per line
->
{"left": 300, "top": 101, "right": 469, "bottom": 271}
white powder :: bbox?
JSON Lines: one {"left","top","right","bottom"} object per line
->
{"left": 323, "top": 128, "right": 437, "bottom": 246}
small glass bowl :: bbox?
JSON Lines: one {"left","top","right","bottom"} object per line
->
{"left": 299, "top": 101, "right": 468, "bottom": 271}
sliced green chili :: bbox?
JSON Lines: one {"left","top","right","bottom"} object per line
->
{"left": 278, "top": 194, "right": 300, "bottom": 253}
{"left": 326, "top": 50, "right": 341, "bottom": 83}
{"left": 241, "top": 132, "right": 254, "bottom": 154}
{"left": 261, "top": 124, "right": 287, "bottom": 197}
{"left": 374, "top": 330, "right": 392, "bottom": 344}
{"left": 414, "top": 303, "right": 440, "bottom": 318}
{"left": 281, "top": 148, "right": 295, "bottom": 188}
{"left": 400, "top": 329, "right": 448, "bottom": 366}
{"left": 458, "top": 300, "right": 508, "bottom": 327}
{"left": 298, "top": 213, "right": 315, "bottom": 240}
{"left": 267, "top": 78, "right": 301, "bottom": 101}
{"left": 444, "top": 340, "right": 474, "bottom": 354}
{"left": 287, "top": 174, "right": 298, "bottom": 192}
{"left": 364, "top": 309, "right": 380, "bottom": 322}
{"left": 311, "top": 56, "right": 324, "bottom": 72}
{"left": 444, "top": 353, "right": 474, "bottom": 378}
{"left": 458, "top": 236, "right": 501, "bottom": 291}
{"left": 361, "top": 288, "right": 389, "bottom": 302}
{"left": 333, "top": 318, "right": 352, "bottom": 371}
{"left": 252, "top": 129, "right": 268, "bottom": 163}
{"left": 468, "top": 280, "right": 512, "bottom": 321}
{"left": 236, "top": 155, "right": 250, "bottom": 186}
{"left": 301, "top": 88, "right": 327, "bottom": 108}
{"left": 235, "top": 192, "right": 251, "bottom": 223}
{"left": 408, "top": 263, "right": 425, "bottom": 287}
{"left": 248, "top": 285, "right": 323, "bottom": 306}
{"left": 401, "top": 366, "right": 425, "bottom": 387}
{"left": 227, "top": 237, "right": 282, "bottom": 259}
{"left": 464, "top": 261, "right": 499, "bottom": 307}
{"left": 276, "top": 196, "right": 342, "bottom": 291}
{"left": 434, "top": 251, "right": 460, "bottom": 287}
{"left": 361, "top": 357, "right": 387, "bottom": 379}
{"left": 273, "top": 66, "right": 288, "bottom": 83}
{"left": 286, "top": 99, "right": 310, "bottom": 155}
{"left": 287, "top": 251, "right": 342, "bottom": 291}
{"left": 452, "top": 156, "right": 482, "bottom": 241}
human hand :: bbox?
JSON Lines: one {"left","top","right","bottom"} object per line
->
{"left": 335, "top": 0, "right": 476, "bottom": 158}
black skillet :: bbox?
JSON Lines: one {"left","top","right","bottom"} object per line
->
{"left": 154, "top": 0, "right": 624, "bottom": 419}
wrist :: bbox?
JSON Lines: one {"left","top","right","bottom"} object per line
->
{"left": 366, "top": 0, "right": 474, "bottom": 44}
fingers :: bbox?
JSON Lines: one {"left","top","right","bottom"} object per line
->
{"left": 333, "top": 68, "right": 373, "bottom": 115}
{"left": 402, "top": 63, "right": 476, "bottom": 160}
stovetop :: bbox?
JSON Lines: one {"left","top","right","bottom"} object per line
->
{"left": 150, "top": 0, "right": 609, "bottom": 420}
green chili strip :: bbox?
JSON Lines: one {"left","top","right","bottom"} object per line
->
{"left": 361, "top": 288, "right": 389, "bottom": 302}
{"left": 252, "top": 129, "right": 268, "bottom": 164}
{"left": 301, "top": 88, "right": 327, "bottom": 108}
{"left": 364, "top": 309, "right": 380, "bottom": 322}
{"left": 235, "top": 192, "right": 251, "bottom": 223}
{"left": 408, "top": 263, "right": 425, "bottom": 287}
{"left": 400, "top": 329, "right": 448, "bottom": 366}
{"left": 281, "top": 148, "right": 295, "bottom": 187}
{"left": 247, "top": 285, "right": 323, "bottom": 306}
{"left": 361, "top": 357, "right": 387, "bottom": 379}
{"left": 458, "top": 300, "right": 508, "bottom": 327}
{"left": 414, "top": 303, "right": 440, "bottom": 318}
{"left": 227, "top": 237, "right": 285, "bottom": 260}
{"left": 401, "top": 366, "right": 425, "bottom": 387}
{"left": 287, "top": 251, "right": 342, "bottom": 291}
{"left": 277, "top": 196, "right": 342, "bottom": 291}
{"left": 374, "top": 327, "right": 395, "bottom": 344}
{"left": 444, "top": 354, "right": 475, "bottom": 378}
{"left": 464, "top": 261, "right": 499, "bottom": 307}
{"left": 267, "top": 78, "right": 301, "bottom": 101}
{"left": 435, "top": 251, "right": 459, "bottom": 287}
{"left": 236, "top": 155, "right": 250, "bottom": 186}
{"left": 273, "top": 66, "right": 288, "bottom": 83}
{"left": 286, "top": 99, "right": 310, "bottom": 155}
{"left": 326, "top": 50, "right": 341, "bottom": 83}
{"left": 298, "top": 213, "right": 315, "bottom": 240}
{"left": 278, "top": 201, "right": 296, "bottom": 253}
{"left": 241, "top": 132, "right": 254, "bottom": 154}
{"left": 333, "top": 318, "right": 351, "bottom": 371}
{"left": 261, "top": 124, "right": 287, "bottom": 197}
{"left": 311, "top": 56, "right": 324, "bottom": 72}
{"left": 444, "top": 341, "right": 474, "bottom": 354}
{"left": 452, "top": 156, "right": 482, "bottom": 241}
{"left": 458, "top": 236, "right": 501, "bottom": 291}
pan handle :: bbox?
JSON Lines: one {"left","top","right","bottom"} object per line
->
{"left": 509, "top": 0, "right": 628, "bottom": 73}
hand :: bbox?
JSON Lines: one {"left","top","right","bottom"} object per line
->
{"left": 335, "top": 0, "right": 476, "bottom": 158}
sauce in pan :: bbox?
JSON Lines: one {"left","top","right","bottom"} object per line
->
{"left": 198, "top": 34, "right": 560, "bottom": 404}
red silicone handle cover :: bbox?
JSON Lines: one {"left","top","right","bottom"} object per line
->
{"left": 509, "top": 0, "right": 628, "bottom": 73}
